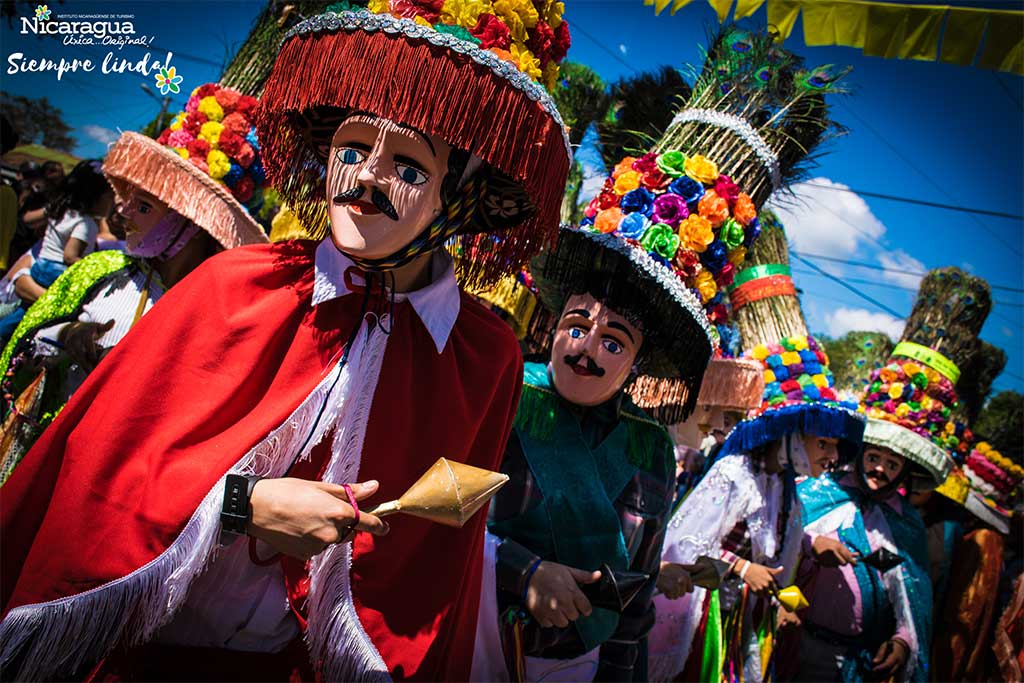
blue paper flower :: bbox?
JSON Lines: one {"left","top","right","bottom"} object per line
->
{"left": 668, "top": 176, "right": 705, "bottom": 204}
{"left": 744, "top": 217, "right": 761, "bottom": 247}
{"left": 700, "top": 240, "right": 728, "bottom": 272}
{"left": 223, "top": 163, "right": 244, "bottom": 188}
{"left": 617, "top": 212, "right": 650, "bottom": 239}
{"left": 248, "top": 159, "right": 266, "bottom": 185}
{"left": 620, "top": 187, "right": 655, "bottom": 216}
{"left": 245, "top": 130, "right": 261, "bottom": 152}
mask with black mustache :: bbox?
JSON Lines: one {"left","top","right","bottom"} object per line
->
{"left": 564, "top": 353, "right": 606, "bottom": 377}
{"left": 331, "top": 186, "right": 400, "bottom": 221}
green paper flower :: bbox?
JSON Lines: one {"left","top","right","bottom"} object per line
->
{"left": 655, "top": 150, "right": 686, "bottom": 178}
{"left": 721, "top": 218, "right": 745, "bottom": 250}
{"left": 434, "top": 23, "right": 482, "bottom": 45}
{"left": 640, "top": 223, "right": 681, "bottom": 260}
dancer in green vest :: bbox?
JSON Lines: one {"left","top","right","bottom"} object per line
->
{"left": 470, "top": 222, "right": 714, "bottom": 682}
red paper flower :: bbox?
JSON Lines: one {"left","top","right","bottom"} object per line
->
{"left": 156, "top": 129, "right": 171, "bottom": 145}
{"left": 708, "top": 303, "right": 728, "bottom": 323}
{"left": 218, "top": 129, "right": 244, "bottom": 157}
{"left": 235, "top": 142, "right": 255, "bottom": 169}
{"left": 673, "top": 249, "right": 702, "bottom": 278}
{"left": 781, "top": 379, "right": 801, "bottom": 393}
{"left": 232, "top": 175, "right": 255, "bottom": 203}
{"left": 189, "top": 157, "right": 210, "bottom": 175}
{"left": 194, "top": 83, "right": 219, "bottom": 99}
{"left": 214, "top": 88, "right": 241, "bottom": 112}
{"left": 640, "top": 169, "right": 668, "bottom": 190}
{"left": 221, "top": 112, "right": 251, "bottom": 138}
{"left": 187, "top": 138, "right": 211, "bottom": 159}
{"left": 584, "top": 197, "right": 600, "bottom": 219}
{"left": 182, "top": 112, "right": 208, "bottom": 136}
{"left": 713, "top": 175, "right": 740, "bottom": 207}
{"left": 471, "top": 13, "right": 512, "bottom": 51}
{"left": 597, "top": 191, "right": 620, "bottom": 210}
{"left": 234, "top": 95, "right": 259, "bottom": 118}
{"left": 551, "top": 19, "right": 571, "bottom": 62}
{"left": 632, "top": 152, "right": 659, "bottom": 175}
{"left": 715, "top": 262, "right": 736, "bottom": 287}
{"left": 528, "top": 21, "right": 556, "bottom": 66}
{"left": 390, "top": 0, "right": 443, "bottom": 23}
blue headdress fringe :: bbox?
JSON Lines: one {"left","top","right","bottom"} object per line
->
{"left": 722, "top": 402, "right": 866, "bottom": 455}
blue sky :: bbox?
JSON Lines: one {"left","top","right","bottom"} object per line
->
{"left": 2, "top": 0, "right": 1021, "bottom": 394}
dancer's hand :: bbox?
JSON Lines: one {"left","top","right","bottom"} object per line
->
{"left": 248, "top": 478, "right": 389, "bottom": 560}
{"left": 872, "top": 638, "right": 909, "bottom": 676}
{"left": 777, "top": 605, "right": 802, "bottom": 630}
{"left": 60, "top": 319, "right": 114, "bottom": 370}
{"left": 525, "top": 561, "right": 601, "bottom": 629}
{"left": 736, "top": 561, "right": 782, "bottom": 597}
{"left": 812, "top": 536, "right": 857, "bottom": 567}
{"left": 657, "top": 562, "right": 694, "bottom": 599}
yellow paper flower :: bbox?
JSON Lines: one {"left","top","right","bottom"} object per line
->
{"left": 781, "top": 351, "right": 800, "bottom": 366}
{"left": 413, "top": 14, "right": 431, "bottom": 25}
{"left": 944, "top": 421, "right": 955, "bottom": 434}
{"left": 694, "top": 270, "right": 717, "bottom": 303}
{"left": 542, "top": 61, "right": 559, "bottom": 92}
{"left": 790, "top": 336, "right": 809, "bottom": 351}
{"left": 683, "top": 154, "right": 719, "bottom": 185}
{"left": 510, "top": 42, "right": 541, "bottom": 81}
{"left": 751, "top": 344, "right": 770, "bottom": 361}
{"left": 903, "top": 362, "right": 922, "bottom": 376}
{"left": 173, "top": 148, "right": 188, "bottom": 159}
{"left": 198, "top": 96, "right": 224, "bottom": 123}
{"left": 880, "top": 368, "right": 896, "bottom": 383}
{"left": 812, "top": 374, "right": 829, "bottom": 389}
{"left": 169, "top": 113, "right": 185, "bottom": 132}
{"left": 895, "top": 403, "right": 911, "bottom": 418}
{"left": 923, "top": 367, "right": 939, "bottom": 383}
{"left": 727, "top": 246, "right": 747, "bottom": 266}
{"left": 207, "top": 149, "right": 231, "bottom": 179}
{"left": 493, "top": 0, "right": 538, "bottom": 42}
{"left": 540, "top": 0, "right": 564, "bottom": 26}
{"left": 199, "top": 121, "right": 224, "bottom": 148}
{"left": 888, "top": 382, "right": 904, "bottom": 400}
{"left": 764, "top": 369, "right": 776, "bottom": 384}
{"left": 678, "top": 214, "right": 714, "bottom": 253}
{"left": 440, "top": 0, "right": 492, "bottom": 27}
{"left": 368, "top": 0, "right": 389, "bottom": 13}
{"left": 613, "top": 170, "right": 641, "bottom": 195}
{"left": 920, "top": 396, "right": 934, "bottom": 411}
{"left": 976, "top": 442, "right": 992, "bottom": 454}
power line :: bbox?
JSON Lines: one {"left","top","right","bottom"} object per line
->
{"left": 791, "top": 253, "right": 905, "bottom": 318}
{"left": 791, "top": 251, "right": 1024, "bottom": 293}
{"left": 790, "top": 267, "right": 1024, "bottom": 309}
{"left": 570, "top": 21, "right": 640, "bottom": 75}
{"left": 837, "top": 100, "right": 1023, "bottom": 257}
{"left": 804, "top": 181, "right": 1024, "bottom": 222}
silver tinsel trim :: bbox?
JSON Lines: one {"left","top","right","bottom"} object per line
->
{"left": 575, "top": 229, "right": 715, "bottom": 348}
{"left": 669, "top": 109, "right": 782, "bottom": 190}
{"left": 284, "top": 11, "right": 571, "bottom": 159}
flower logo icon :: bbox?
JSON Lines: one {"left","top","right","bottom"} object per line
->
{"left": 34, "top": 5, "right": 51, "bottom": 20}
{"left": 154, "top": 66, "right": 183, "bottom": 95}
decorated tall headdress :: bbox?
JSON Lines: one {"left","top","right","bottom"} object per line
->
{"left": 104, "top": 83, "right": 271, "bottom": 249}
{"left": 722, "top": 211, "right": 864, "bottom": 456}
{"left": 255, "top": 0, "right": 572, "bottom": 288}
{"left": 827, "top": 331, "right": 895, "bottom": 403}
{"left": 573, "top": 29, "right": 845, "bottom": 424}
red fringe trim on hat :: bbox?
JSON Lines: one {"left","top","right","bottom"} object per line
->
{"left": 256, "top": 27, "right": 568, "bottom": 288}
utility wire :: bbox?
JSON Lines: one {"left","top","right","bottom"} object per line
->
{"left": 804, "top": 181, "right": 1024, "bottom": 222}
{"left": 791, "top": 251, "right": 1024, "bottom": 294}
{"left": 571, "top": 21, "right": 640, "bottom": 74}
{"left": 837, "top": 100, "right": 1023, "bottom": 257}
{"left": 791, "top": 253, "right": 905, "bottom": 318}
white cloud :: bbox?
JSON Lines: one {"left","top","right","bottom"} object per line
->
{"left": 81, "top": 125, "right": 118, "bottom": 146}
{"left": 618, "top": 44, "right": 628, "bottom": 55}
{"left": 768, "top": 177, "right": 886, "bottom": 259}
{"left": 961, "top": 262, "right": 975, "bottom": 273}
{"left": 877, "top": 249, "right": 925, "bottom": 289}
{"left": 824, "top": 306, "right": 904, "bottom": 340}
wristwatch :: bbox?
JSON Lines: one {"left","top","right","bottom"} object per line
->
{"left": 219, "top": 474, "right": 262, "bottom": 543}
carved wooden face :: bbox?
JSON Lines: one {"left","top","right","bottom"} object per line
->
{"left": 861, "top": 445, "right": 906, "bottom": 491}
{"left": 118, "top": 188, "right": 171, "bottom": 250}
{"left": 327, "top": 114, "right": 451, "bottom": 259}
{"left": 550, "top": 293, "right": 643, "bottom": 407}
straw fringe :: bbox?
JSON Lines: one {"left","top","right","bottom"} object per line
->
{"left": 103, "top": 133, "right": 268, "bottom": 249}
{"left": 0, "top": 320, "right": 390, "bottom": 682}
{"left": 256, "top": 25, "right": 569, "bottom": 289}
{"left": 630, "top": 358, "right": 765, "bottom": 425}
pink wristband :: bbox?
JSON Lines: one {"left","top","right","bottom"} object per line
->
{"left": 342, "top": 483, "right": 360, "bottom": 527}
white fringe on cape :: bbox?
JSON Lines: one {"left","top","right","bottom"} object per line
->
{"left": 0, "top": 316, "right": 391, "bottom": 682}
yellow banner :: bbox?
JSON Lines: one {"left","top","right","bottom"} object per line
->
{"left": 979, "top": 11, "right": 1024, "bottom": 74}
{"left": 765, "top": 0, "right": 801, "bottom": 41}
{"left": 734, "top": 0, "right": 766, "bottom": 20}
{"left": 801, "top": 1, "right": 868, "bottom": 48}
{"left": 940, "top": 9, "right": 988, "bottom": 66}
{"left": 863, "top": 4, "right": 944, "bottom": 61}
{"left": 708, "top": 0, "right": 735, "bottom": 22}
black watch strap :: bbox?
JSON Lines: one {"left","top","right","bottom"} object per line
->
{"left": 220, "top": 474, "right": 261, "bottom": 536}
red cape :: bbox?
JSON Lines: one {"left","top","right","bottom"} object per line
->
{"left": 2, "top": 240, "right": 523, "bottom": 681}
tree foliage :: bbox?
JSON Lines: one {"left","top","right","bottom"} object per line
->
{"left": 597, "top": 66, "right": 691, "bottom": 167}
{"left": 0, "top": 91, "right": 75, "bottom": 153}
{"left": 974, "top": 390, "right": 1023, "bottom": 464}
{"left": 550, "top": 61, "right": 609, "bottom": 148}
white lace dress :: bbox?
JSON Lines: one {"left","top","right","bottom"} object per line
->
{"left": 647, "top": 452, "right": 803, "bottom": 682}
